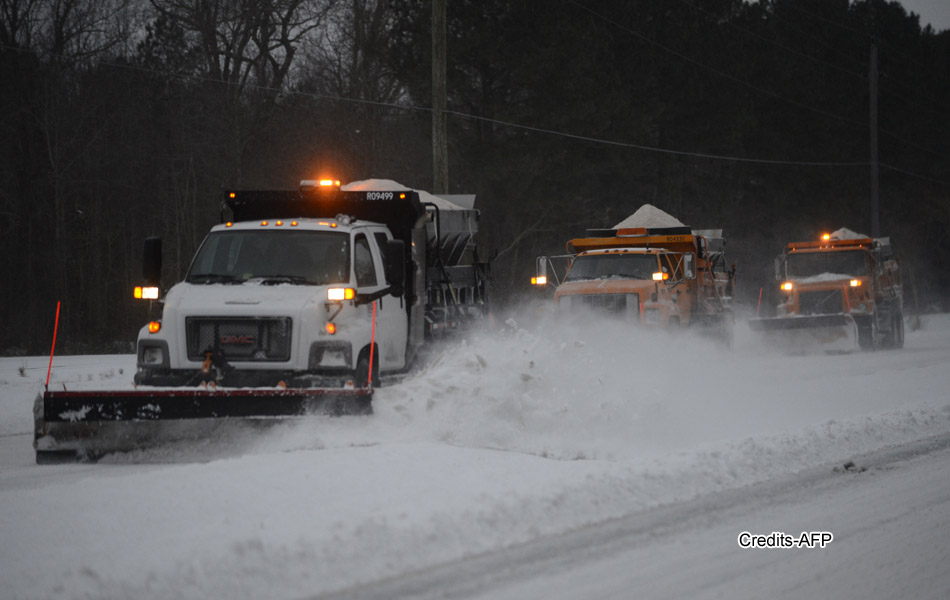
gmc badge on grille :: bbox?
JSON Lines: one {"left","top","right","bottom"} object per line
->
{"left": 221, "top": 335, "right": 255, "bottom": 345}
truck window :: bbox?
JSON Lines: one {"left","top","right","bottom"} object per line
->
{"left": 354, "top": 234, "right": 378, "bottom": 287}
{"left": 786, "top": 250, "right": 867, "bottom": 278}
{"left": 564, "top": 254, "right": 659, "bottom": 281}
{"left": 187, "top": 230, "right": 349, "bottom": 285}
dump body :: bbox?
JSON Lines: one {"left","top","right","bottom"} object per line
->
{"left": 536, "top": 226, "right": 735, "bottom": 339}
{"left": 749, "top": 233, "right": 903, "bottom": 351}
{"left": 34, "top": 181, "right": 489, "bottom": 461}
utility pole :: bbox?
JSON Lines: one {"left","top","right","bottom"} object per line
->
{"left": 432, "top": 0, "right": 448, "bottom": 194}
{"left": 869, "top": 42, "right": 880, "bottom": 238}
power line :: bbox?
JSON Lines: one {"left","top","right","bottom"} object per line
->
{"left": 444, "top": 109, "right": 868, "bottom": 166}
{"left": 567, "top": 0, "right": 950, "bottom": 162}
{"left": 881, "top": 163, "right": 950, "bottom": 186}
{"left": 2, "top": 41, "right": 948, "bottom": 184}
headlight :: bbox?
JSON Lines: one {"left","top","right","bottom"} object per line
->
{"left": 643, "top": 309, "right": 660, "bottom": 325}
{"left": 328, "top": 288, "right": 356, "bottom": 301}
{"left": 142, "top": 346, "right": 165, "bottom": 365}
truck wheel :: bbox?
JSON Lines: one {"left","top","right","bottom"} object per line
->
{"left": 36, "top": 450, "right": 81, "bottom": 464}
{"left": 893, "top": 310, "right": 905, "bottom": 349}
{"left": 354, "top": 347, "right": 380, "bottom": 389}
{"left": 857, "top": 318, "right": 875, "bottom": 350}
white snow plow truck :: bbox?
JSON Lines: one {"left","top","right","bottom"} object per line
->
{"left": 34, "top": 179, "right": 490, "bottom": 462}
{"left": 748, "top": 228, "right": 903, "bottom": 352}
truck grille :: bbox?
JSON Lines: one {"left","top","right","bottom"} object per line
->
{"left": 559, "top": 293, "right": 640, "bottom": 318}
{"left": 186, "top": 317, "right": 292, "bottom": 362}
{"left": 798, "top": 290, "right": 844, "bottom": 315}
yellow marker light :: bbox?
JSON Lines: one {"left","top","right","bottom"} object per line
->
{"left": 399, "top": 193, "right": 406, "bottom": 199}
{"left": 261, "top": 220, "right": 268, "bottom": 226}
{"left": 781, "top": 282, "right": 794, "bottom": 291}
{"left": 225, "top": 222, "right": 233, "bottom": 227}
{"left": 291, "top": 221, "right": 298, "bottom": 226}
{"left": 229, "top": 192, "right": 236, "bottom": 198}
{"left": 821, "top": 233, "right": 831, "bottom": 241}
{"left": 652, "top": 272, "right": 669, "bottom": 281}
{"left": 133, "top": 286, "right": 159, "bottom": 300}
{"left": 276, "top": 220, "right": 283, "bottom": 226}
{"left": 325, "top": 322, "right": 336, "bottom": 335}
{"left": 319, "top": 179, "right": 340, "bottom": 187}
{"left": 327, "top": 288, "right": 356, "bottom": 301}
{"left": 850, "top": 279, "right": 862, "bottom": 287}
{"left": 148, "top": 321, "right": 161, "bottom": 333}
{"left": 531, "top": 276, "right": 547, "bottom": 286}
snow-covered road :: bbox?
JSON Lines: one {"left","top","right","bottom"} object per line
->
{"left": 321, "top": 433, "right": 950, "bottom": 600}
{"left": 1, "top": 314, "right": 950, "bottom": 599}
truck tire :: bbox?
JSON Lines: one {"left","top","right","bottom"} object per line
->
{"left": 856, "top": 317, "right": 875, "bottom": 350}
{"left": 892, "top": 310, "right": 905, "bottom": 349}
{"left": 36, "top": 450, "right": 81, "bottom": 464}
{"left": 354, "top": 347, "right": 380, "bottom": 389}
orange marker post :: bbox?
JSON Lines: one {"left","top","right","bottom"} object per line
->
{"left": 45, "top": 301, "right": 61, "bottom": 390}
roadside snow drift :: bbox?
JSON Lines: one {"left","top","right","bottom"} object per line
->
{"left": 1, "top": 314, "right": 949, "bottom": 599}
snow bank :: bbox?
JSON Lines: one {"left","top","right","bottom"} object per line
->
{"left": 2, "top": 315, "right": 950, "bottom": 599}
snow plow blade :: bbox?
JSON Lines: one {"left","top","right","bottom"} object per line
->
{"left": 748, "top": 314, "right": 858, "bottom": 353}
{"left": 34, "top": 387, "right": 372, "bottom": 463}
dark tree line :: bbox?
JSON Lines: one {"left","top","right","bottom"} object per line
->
{"left": 1, "top": 0, "right": 948, "bottom": 353}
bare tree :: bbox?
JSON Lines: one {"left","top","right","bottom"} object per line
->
{"left": 149, "top": 0, "right": 335, "bottom": 96}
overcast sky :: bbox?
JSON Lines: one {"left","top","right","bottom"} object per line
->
{"left": 899, "top": 0, "right": 950, "bottom": 31}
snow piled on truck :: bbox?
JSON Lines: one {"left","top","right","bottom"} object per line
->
{"left": 342, "top": 178, "right": 464, "bottom": 211}
{"left": 614, "top": 204, "right": 685, "bottom": 229}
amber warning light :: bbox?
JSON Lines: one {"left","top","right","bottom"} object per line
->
{"left": 327, "top": 288, "right": 356, "bottom": 301}
{"left": 134, "top": 286, "right": 159, "bottom": 300}
{"left": 531, "top": 276, "right": 547, "bottom": 286}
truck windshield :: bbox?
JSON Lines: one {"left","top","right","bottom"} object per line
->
{"left": 786, "top": 249, "right": 867, "bottom": 279}
{"left": 186, "top": 230, "right": 350, "bottom": 285}
{"left": 564, "top": 254, "right": 658, "bottom": 282}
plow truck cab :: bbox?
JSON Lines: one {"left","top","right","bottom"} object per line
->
{"left": 748, "top": 228, "right": 903, "bottom": 352}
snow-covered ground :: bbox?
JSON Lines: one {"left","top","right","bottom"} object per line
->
{"left": 2, "top": 314, "right": 950, "bottom": 599}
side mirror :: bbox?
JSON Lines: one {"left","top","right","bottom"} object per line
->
{"left": 143, "top": 237, "right": 162, "bottom": 286}
{"left": 774, "top": 256, "right": 783, "bottom": 281}
{"left": 683, "top": 254, "right": 694, "bottom": 279}
{"left": 385, "top": 239, "right": 405, "bottom": 295}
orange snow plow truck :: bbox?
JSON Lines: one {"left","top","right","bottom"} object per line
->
{"left": 748, "top": 228, "right": 903, "bottom": 352}
{"left": 533, "top": 205, "right": 735, "bottom": 341}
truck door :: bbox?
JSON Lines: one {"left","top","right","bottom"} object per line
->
{"left": 354, "top": 232, "right": 408, "bottom": 370}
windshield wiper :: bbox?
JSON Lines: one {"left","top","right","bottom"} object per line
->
{"left": 186, "top": 273, "right": 243, "bottom": 284}
{"left": 258, "top": 274, "right": 316, "bottom": 285}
